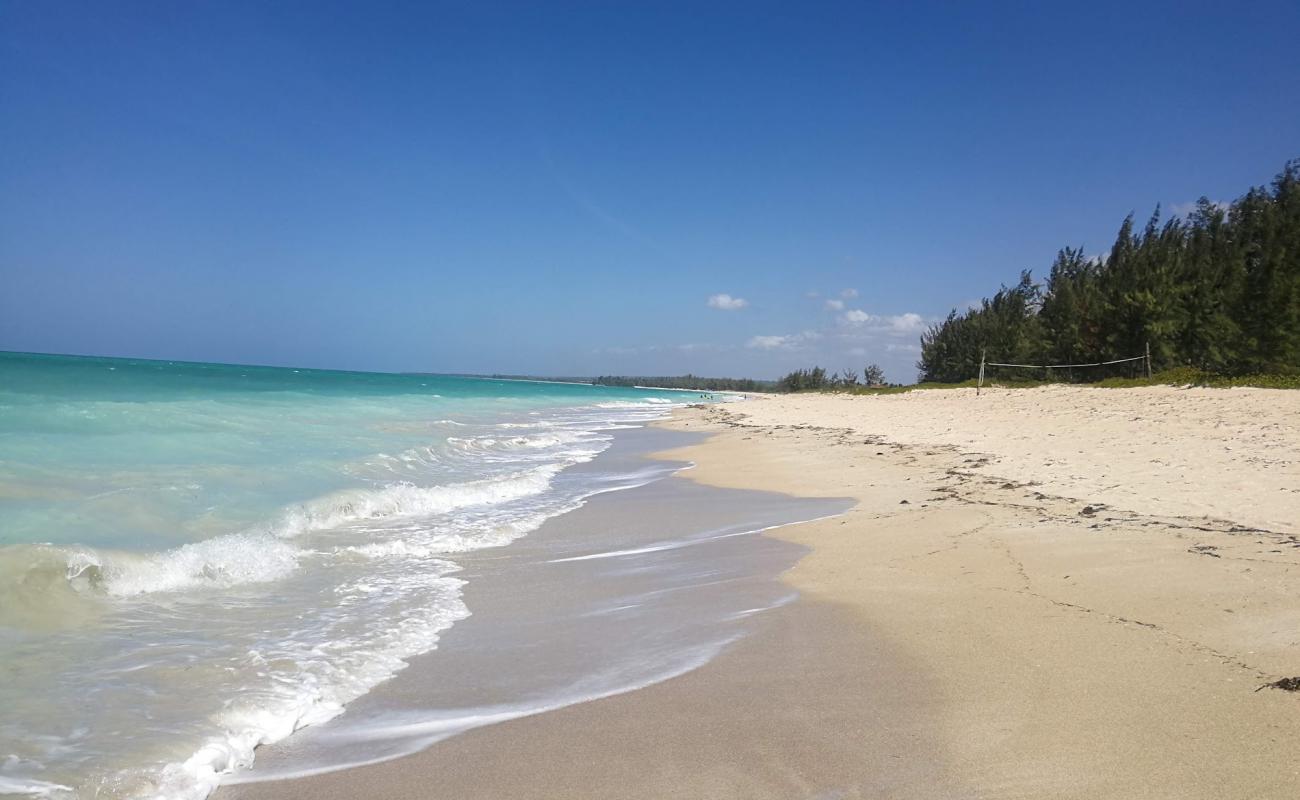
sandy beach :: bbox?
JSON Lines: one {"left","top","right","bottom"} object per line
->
{"left": 10, "top": 4, "right": 1300, "bottom": 796}
{"left": 224, "top": 385, "right": 1300, "bottom": 799}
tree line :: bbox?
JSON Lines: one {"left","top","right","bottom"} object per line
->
{"left": 776, "top": 364, "right": 887, "bottom": 391}
{"left": 918, "top": 159, "right": 1300, "bottom": 383}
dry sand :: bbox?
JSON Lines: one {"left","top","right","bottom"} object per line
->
{"left": 226, "top": 385, "right": 1300, "bottom": 799}
{"left": 717, "top": 385, "right": 1298, "bottom": 535}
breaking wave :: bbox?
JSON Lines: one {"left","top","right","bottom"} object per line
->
{"left": 0, "top": 466, "right": 565, "bottom": 622}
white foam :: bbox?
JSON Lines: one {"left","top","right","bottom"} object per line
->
{"left": 340, "top": 540, "right": 442, "bottom": 559}
{"left": 3, "top": 465, "right": 572, "bottom": 605}
{"left": 445, "top": 430, "right": 599, "bottom": 455}
{"left": 0, "top": 775, "right": 73, "bottom": 797}
{"left": 103, "top": 533, "right": 302, "bottom": 597}
{"left": 336, "top": 511, "right": 555, "bottom": 559}
{"left": 548, "top": 513, "right": 844, "bottom": 564}
{"left": 151, "top": 571, "right": 469, "bottom": 800}
{"left": 223, "top": 635, "right": 739, "bottom": 785}
{"left": 591, "top": 397, "right": 684, "bottom": 410}
{"left": 272, "top": 465, "right": 564, "bottom": 539}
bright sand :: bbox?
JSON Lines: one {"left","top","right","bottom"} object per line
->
{"left": 224, "top": 385, "right": 1300, "bottom": 798}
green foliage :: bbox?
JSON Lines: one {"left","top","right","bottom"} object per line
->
{"left": 777, "top": 366, "right": 829, "bottom": 391}
{"left": 918, "top": 159, "right": 1300, "bottom": 383}
{"left": 1097, "top": 367, "right": 1300, "bottom": 390}
{"left": 918, "top": 271, "right": 1043, "bottom": 383}
{"left": 845, "top": 379, "right": 979, "bottom": 395}
{"left": 775, "top": 366, "right": 892, "bottom": 392}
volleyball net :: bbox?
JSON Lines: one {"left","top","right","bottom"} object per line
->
{"left": 976, "top": 345, "right": 1151, "bottom": 393}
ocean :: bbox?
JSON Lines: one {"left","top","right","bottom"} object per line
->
{"left": 0, "top": 352, "right": 717, "bottom": 798}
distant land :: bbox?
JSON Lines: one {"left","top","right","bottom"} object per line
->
{"left": 479, "top": 374, "right": 778, "bottom": 393}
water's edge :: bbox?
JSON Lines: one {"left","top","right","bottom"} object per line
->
{"left": 216, "top": 424, "right": 851, "bottom": 792}
{"left": 1, "top": 354, "right": 711, "bottom": 799}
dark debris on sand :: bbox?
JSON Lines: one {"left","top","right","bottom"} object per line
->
{"left": 1255, "top": 677, "right": 1300, "bottom": 692}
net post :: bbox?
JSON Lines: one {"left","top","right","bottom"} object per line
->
{"left": 1145, "top": 341, "right": 1152, "bottom": 379}
{"left": 977, "top": 348, "right": 985, "bottom": 396}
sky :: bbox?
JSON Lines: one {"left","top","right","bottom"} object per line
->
{"left": 2, "top": 1, "right": 1298, "bottom": 382}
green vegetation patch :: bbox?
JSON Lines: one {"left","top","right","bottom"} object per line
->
{"left": 917, "top": 159, "right": 1300, "bottom": 384}
{"left": 1097, "top": 368, "right": 1300, "bottom": 390}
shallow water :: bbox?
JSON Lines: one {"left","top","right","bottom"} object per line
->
{"left": 0, "top": 353, "right": 712, "bottom": 798}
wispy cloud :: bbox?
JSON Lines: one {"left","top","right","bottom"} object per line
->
{"left": 839, "top": 309, "right": 927, "bottom": 335}
{"left": 746, "top": 330, "right": 821, "bottom": 351}
{"left": 707, "top": 293, "right": 749, "bottom": 311}
{"left": 674, "top": 342, "right": 725, "bottom": 353}
{"left": 746, "top": 335, "right": 788, "bottom": 350}
{"left": 824, "top": 298, "right": 845, "bottom": 311}
{"left": 887, "top": 312, "right": 924, "bottom": 333}
{"left": 885, "top": 341, "right": 922, "bottom": 353}
{"left": 594, "top": 341, "right": 729, "bottom": 356}
{"left": 539, "top": 143, "right": 674, "bottom": 259}
{"left": 839, "top": 288, "right": 859, "bottom": 299}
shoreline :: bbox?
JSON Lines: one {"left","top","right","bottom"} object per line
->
{"left": 228, "top": 387, "right": 1300, "bottom": 798}
{"left": 218, "top": 421, "right": 849, "bottom": 798}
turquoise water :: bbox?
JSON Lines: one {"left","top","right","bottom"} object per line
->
{"left": 0, "top": 352, "right": 691, "bottom": 552}
{"left": 0, "top": 352, "right": 700, "bottom": 798}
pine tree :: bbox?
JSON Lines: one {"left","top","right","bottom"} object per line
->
{"left": 916, "top": 159, "right": 1299, "bottom": 382}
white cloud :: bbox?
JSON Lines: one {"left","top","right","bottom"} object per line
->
{"left": 675, "top": 342, "right": 726, "bottom": 353}
{"left": 746, "top": 330, "right": 821, "bottom": 351}
{"left": 839, "top": 288, "right": 859, "bottom": 298}
{"left": 839, "top": 309, "right": 927, "bottom": 335}
{"left": 706, "top": 293, "right": 748, "bottom": 311}
{"left": 888, "top": 312, "right": 924, "bottom": 333}
{"left": 824, "top": 298, "right": 845, "bottom": 311}
{"left": 746, "top": 335, "right": 789, "bottom": 350}
{"left": 734, "top": 310, "right": 931, "bottom": 383}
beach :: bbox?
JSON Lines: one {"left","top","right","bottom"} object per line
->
{"left": 225, "top": 385, "right": 1300, "bottom": 799}
{"left": 7, "top": 2, "right": 1298, "bottom": 797}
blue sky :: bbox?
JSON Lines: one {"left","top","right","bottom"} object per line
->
{"left": 3, "top": 1, "right": 1297, "bottom": 382}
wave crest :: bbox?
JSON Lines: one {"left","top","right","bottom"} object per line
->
{"left": 0, "top": 466, "right": 564, "bottom": 616}
{"left": 272, "top": 465, "right": 562, "bottom": 538}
